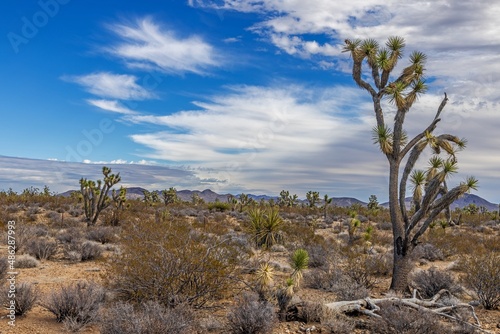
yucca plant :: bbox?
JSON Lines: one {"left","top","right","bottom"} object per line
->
{"left": 255, "top": 261, "right": 274, "bottom": 299}
{"left": 247, "top": 207, "right": 283, "bottom": 249}
{"left": 291, "top": 249, "right": 309, "bottom": 288}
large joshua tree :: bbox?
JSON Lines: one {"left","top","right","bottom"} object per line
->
{"left": 343, "top": 36, "right": 478, "bottom": 292}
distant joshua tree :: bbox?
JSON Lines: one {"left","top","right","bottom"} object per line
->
{"left": 79, "top": 166, "right": 125, "bottom": 226}
{"left": 161, "top": 187, "right": 178, "bottom": 206}
{"left": 305, "top": 191, "right": 320, "bottom": 208}
{"left": 344, "top": 36, "right": 477, "bottom": 292}
{"left": 323, "top": 194, "right": 333, "bottom": 219}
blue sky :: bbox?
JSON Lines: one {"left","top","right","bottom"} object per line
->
{"left": 1, "top": 0, "right": 499, "bottom": 203}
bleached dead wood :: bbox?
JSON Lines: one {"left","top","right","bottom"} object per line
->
{"left": 325, "top": 289, "right": 489, "bottom": 333}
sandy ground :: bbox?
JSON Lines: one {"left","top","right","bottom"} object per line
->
{"left": 0, "top": 254, "right": 103, "bottom": 334}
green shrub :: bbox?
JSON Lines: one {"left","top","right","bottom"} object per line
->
{"left": 207, "top": 201, "right": 231, "bottom": 212}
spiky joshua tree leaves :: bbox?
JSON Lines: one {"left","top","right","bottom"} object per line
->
{"left": 344, "top": 37, "right": 478, "bottom": 292}
{"left": 80, "top": 166, "right": 125, "bottom": 226}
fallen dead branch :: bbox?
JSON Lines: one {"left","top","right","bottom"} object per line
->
{"left": 325, "top": 289, "right": 489, "bottom": 333}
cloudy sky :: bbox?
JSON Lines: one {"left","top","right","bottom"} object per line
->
{"left": 0, "top": 0, "right": 499, "bottom": 203}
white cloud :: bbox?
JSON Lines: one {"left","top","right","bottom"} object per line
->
{"left": 87, "top": 99, "right": 137, "bottom": 115}
{"left": 69, "top": 72, "right": 154, "bottom": 100}
{"left": 193, "top": 1, "right": 500, "bottom": 102}
{"left": 126, "top": 84, "right": 382, "bottom": 196}
{"left": 106, "top": 17, "right": 220, "bottom": 74}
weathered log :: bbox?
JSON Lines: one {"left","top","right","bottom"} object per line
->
{"left": 324, "top": 289, "right": 489, "bottom": 333}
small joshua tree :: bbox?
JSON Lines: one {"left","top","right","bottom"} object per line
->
{"left": 80, "top": 166, "right": 124, "bottom": 226}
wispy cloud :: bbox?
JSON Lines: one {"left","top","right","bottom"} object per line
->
{"left": 106, "top": 17, "right": 221, "bottom": 74}
{"left": 68, "top": 72, "right": 154, "bottom": 100}
{"left": 87, "top": 99, "right": 137, "bottom": 114}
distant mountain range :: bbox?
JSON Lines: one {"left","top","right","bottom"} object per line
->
{"left": 61, "top": 187, "right": 498, "bottom": 211}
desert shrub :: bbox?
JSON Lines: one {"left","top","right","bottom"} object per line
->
{"left": 0, "top": 257, "right": 7, "bottom": 280}
{"left": 305, "top": 244, "right": 330, "bottom": 268}
{"left": 27, "top": 237, "right": 58, "bottom": 260}
{"left": 56, "top": 227, "right": 83, "bottom": 244}
{"left": 109, "top": 217, "right": 243, "bottom": 308}
{"left": 5, "top": 204, "right": 22, "bottom": 213}
{"left": 2, "top": 282, "right": 38, "bottom": 316}
{"left": 31, "top": 224, "right": 49, "bottom": 237}
{"left": 68, "top": 206, "right": 83, "bottom": 217}
{"left": 365, "top": 253, "right": 392, "bottom": 277}
{"left": 100, "top": 301, "right": 193, "bottom": 334}
{"left": 298, "top": 301, "right": 324, "bottom": 323}
{"left": 80, "top": 241, "right": 103, "bottom": 261}
{"left": 197, "top": 316, "right": 224, "bottom": 333}
{"left": 343, "top": 253, "right": 379, "bottom": 289}
{"left": 331, "top": 274, "right": 370, "bottom": 301}
{"left": 207, "top": 201, "right": 231, "bottom": 212}
{"left": 9, "top": 224, "right": 35, "bottom": 254}
{"left": 410, "top": 267, "right": 462, "bottom": 299}
{"left": 226, "top": 292, "right": 276, "bottom": 334}
{"left": 306, "top": 268, "right": 369, "bottom": 301}
{"left": 86, "top": 226, "right": 116, "bottom": 244}
{"left": 370, "top": 300, "right": 450, "bottom": 334}
{"left": 426, "top": 231, "right": 484, "bottom": 258}
{"left": 378, "top": 221, "right": 392, "bottom": 231}
{"left": 15, "top": 254, "right": 40, "bottom": 268}
{"left": 46, "top": 210, "right": 63, "bottom": 222}
{"left": 460, "top": 252, "right": 500, "bottom": 309}
{"left": 26, "top": 205, "right": 41, "bottom": 221}
{"left": 65, "top": 240, "right": 102, "bottom": 262}
{"left": 482, "top": 235, "right": 500, "bottom": 253}
{"left": 412, "top": 243, "right": 444, "bottom": 262}
{"left": 322, "top": 310, "right": 355, "bottom": 334}
{"left": 44, "top": 281, "right": 105, "bottom": 331}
